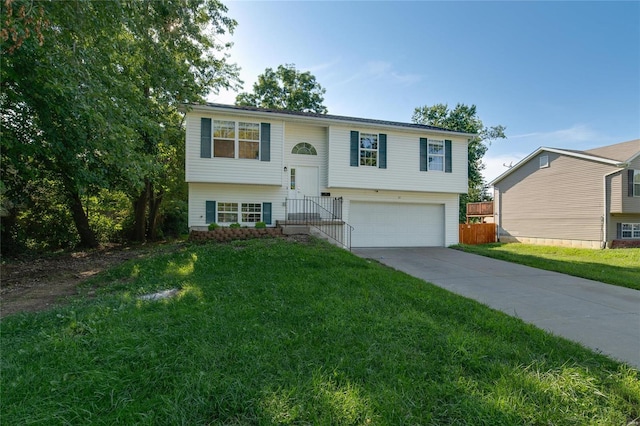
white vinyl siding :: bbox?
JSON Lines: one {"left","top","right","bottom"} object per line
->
{"left": 189, "top": 183, "right": 286, "bottom": 229}
{"left": 327, "top": 125, "right": 467, "bottom": 193}
{"left": 185, "top": 113, "right": 283, "bottom": 186}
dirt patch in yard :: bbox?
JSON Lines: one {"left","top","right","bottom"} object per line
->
{"left": 1, "top": 236, "right": 314, "bottom": 319}
{"left": 0, "top": 243, "right": 180, "bottom": 319}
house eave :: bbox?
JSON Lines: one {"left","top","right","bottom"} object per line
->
{"left": 490, "top": 146, "right": 627, "bottom": 186}
{"left": 183, "top": 103, "right": 476, "bottom": 139}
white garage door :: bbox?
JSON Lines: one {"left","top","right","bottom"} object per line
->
{"left": 349, "top": 202, "right": 445, "bottom": 247}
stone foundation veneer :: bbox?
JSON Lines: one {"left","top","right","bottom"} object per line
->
{"left": 189, "top": 228, "right": 283, "bottom": 242}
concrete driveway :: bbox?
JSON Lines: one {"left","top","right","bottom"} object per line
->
{"left": 352, "top": 247, "right": 640, "bottom": 368}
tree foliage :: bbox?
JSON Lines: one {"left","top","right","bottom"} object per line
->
{"left": 1, "top": 0, "right": 240, "bottom": 252}
{"left": 236, "top": 64, "right": 328, "bottom": 113}
{"left": 412, "top": 103, "right": 506, "bottom": 221}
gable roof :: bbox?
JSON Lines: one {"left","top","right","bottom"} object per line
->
{"left": 185, "top": 103, "right": 477, "bottom": 138}
{"left": 489, "top": 139, "right": 640, "bottom": 186}
{"left": 583, "top": 139, "right": 640, "bottom": 163}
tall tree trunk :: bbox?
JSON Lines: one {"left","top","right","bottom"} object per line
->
{"left": 68, "top": 190, "right": 99, "bottom": 248}
{"left": 0, "top": 208, "right": 19, "bottom": 255}
{"left": 132, "top": 180, "right": 149, "bottom": 242}
{"left": 147, "top": 182, "right": 164, "bottom": 241}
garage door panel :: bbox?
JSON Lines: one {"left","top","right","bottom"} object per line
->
{"left": 350, "top": 202, "right": 444, "bottom": 247}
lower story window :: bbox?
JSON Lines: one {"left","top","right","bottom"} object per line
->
{"left": 241, "top": 203, "right": 262, "bottom": 223}
{"left": 217, "top": 202, "right": 238, "bottom": 223}
{"left": 217, "top": 202, "right": 262, "bottom": 224}
{"left": 621, "top": 223, "right": 640, "bottom": 239}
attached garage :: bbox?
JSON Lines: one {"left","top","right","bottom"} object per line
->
{"left": 349, "top": 202, "right": 445, "bottom": 247}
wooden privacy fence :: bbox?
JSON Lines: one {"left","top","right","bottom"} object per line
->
{"left": 459, "top": 223, "right": 496, "bottom": 245}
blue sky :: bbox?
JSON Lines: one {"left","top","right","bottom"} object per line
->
{"left": 211, "top": 1, "right": 640, "bottom": 183}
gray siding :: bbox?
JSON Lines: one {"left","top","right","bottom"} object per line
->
{"left": 609, "top": 172, "right": 622, "bottom": 212}
{"left": 608, "top": 213, "right": 640, "bottom": 241}
{"left": 495, "top": 152, "right": 618, "bottom": 242}
{"left": 622, "top": 157, "right": 640, "bottom": 213}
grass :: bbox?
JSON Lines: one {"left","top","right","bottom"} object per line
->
{"left": 2, "top": 238, "right": 639, "bottom": 425}
{"left": 452, "top": 243, "right": 640, "bottom": 291}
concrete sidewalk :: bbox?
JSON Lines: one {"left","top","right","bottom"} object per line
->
{"left": 352, "top": 247, "right": 640, "bottom": 368}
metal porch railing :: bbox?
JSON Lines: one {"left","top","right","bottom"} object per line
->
{"left": 284, "top": 196, "right": 353, "bottom": 250}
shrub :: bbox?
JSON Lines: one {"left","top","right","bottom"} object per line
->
{"left": 255, "top": 222, "right": 267, "bottom": 229}
{"left": 208, "top": 223, "right": 220, "bottom": 231}
{"left": 229, "top": 223, "right": 241, "bottom": 229}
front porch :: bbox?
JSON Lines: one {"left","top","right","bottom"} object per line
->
{"left": 279, "top": 196, "right": 353, "bottom": 250}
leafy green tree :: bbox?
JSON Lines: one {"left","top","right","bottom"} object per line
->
{"left": 236, "top": 64, "right": 328, "bottom": 113}
{"left": 412, "top": 103, "right": 506, "bottom": 221}
{"left": 1, "top": 0, "right": 240, "bottom": 250}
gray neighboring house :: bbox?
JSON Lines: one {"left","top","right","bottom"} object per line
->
{"left": 490, "top": 139, "right": 640, "bottom": 249}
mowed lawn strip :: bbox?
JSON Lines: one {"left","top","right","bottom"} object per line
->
{"left": 2, "top": 239, "right": 638, "bottom": 425}
{"left": 453, "top": 243, "right": 640, "bottom": 291}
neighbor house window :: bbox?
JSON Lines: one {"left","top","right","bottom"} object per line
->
{"left": 213, "top": 120, "right": 260, "bottom": 159}
{"left": 540, "top": 155, "right": 549, "bottom": 168}
{"left": 621, "top": 223, "right": 640, "bottom": 239}
{"left": 292, "top": 142, "right": 317, "bottom": 155}
{"left": 634, "top": 170, "right": 640, "bottom": 197}
{"left": 360, "top": 133, "right": 378, "bottom": 166}
{"left": 428, "top": 139, "right": 444, "bottom": 171}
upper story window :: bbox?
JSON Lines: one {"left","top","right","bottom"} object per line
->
{"left": 634, "top": 170, "right": 640, "bottom": 197}
{"left": 360, "top": 133, "right": 378, "bottom": 166}
{"left": 213, "top": 120, "right": 260, "bottom": 159}
{"left": 428, "top": 139, "right": 444, "bottom": 171}
{"left": 292, "top": 142, "right": 317, "bottom": 155}
{"left": 539, "top": 155, "right": 549, "bottom": 168}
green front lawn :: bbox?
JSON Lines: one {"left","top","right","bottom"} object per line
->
{"left": 2, "top": 239, "right": 638, "bottom": 424}
{"left": 453, "top": 243, "right": 640, "bottom": 291}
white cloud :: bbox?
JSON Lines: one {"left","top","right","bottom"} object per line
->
{"left": 336, "top": 60, "right": 422, "bottom": 87}
{"left": 509, "top": 124, "right": 604, "bottom": 147}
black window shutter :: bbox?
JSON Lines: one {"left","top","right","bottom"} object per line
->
{"left": 445, "top": 140, "right": 452, "bottom": 173}
{"left": 616, "top": 222, "right": 622, "bottom": 239}
{"left": 260, "top": 123, "right": 271, "bottom": 162}
{"left": 419, "top": 138, "right": 427, "bottom": 171}
{"left": 263, "top": 202, "right": 272, "bottom": 225}
{"left": 350, "top": 131, "right": 359, "bottom": 167}
{"left": 628, "top": 169, "right": 634, "bottom": 197}
{"left": 205, "top": 200, "right": 216, "bottom": 224}
{"left": 201, "top": 118, "right": 212, "bottom": 158}
{"left": 379, "top": 133, "right": 387, "bottom": 169}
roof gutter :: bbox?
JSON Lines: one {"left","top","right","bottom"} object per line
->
{"left": 183, "top": 103, "right": 477, "bottom": 139}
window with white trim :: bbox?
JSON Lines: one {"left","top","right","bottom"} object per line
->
{"left": 428, "top": 139, "right": 444, "bottom": 171}
{"left": 621, "top": 223, "right": 640, "bottom": 239}
{"left": 217, "top": 202, "right": 262, "bottom": 224}
{"left": 292, "top": 142, "right": 317, "bottom": 155}
{"left": 241, "top": 203, "right": 262, "bottom": 223}
{"left": 213, "top": 120, "right": 260, "bottom": 159}
{"left": 540, "top": 155, "right": 549, "bottom": 168}
{"left": 360, "top": 133, "right": 378, "bottom": 166}
{"left": 634, "top": 170, "right": 640, "bottom": 197}
{"left": 217, "top": 202, "right": 238, "bottom": 223}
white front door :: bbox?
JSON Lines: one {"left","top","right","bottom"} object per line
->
{"left": 288, "top": 166, "right": 319, "bottom": 199}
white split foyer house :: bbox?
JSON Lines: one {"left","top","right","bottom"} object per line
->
{"left": 185, "top": 103, "right": 474, "bottom": 248}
